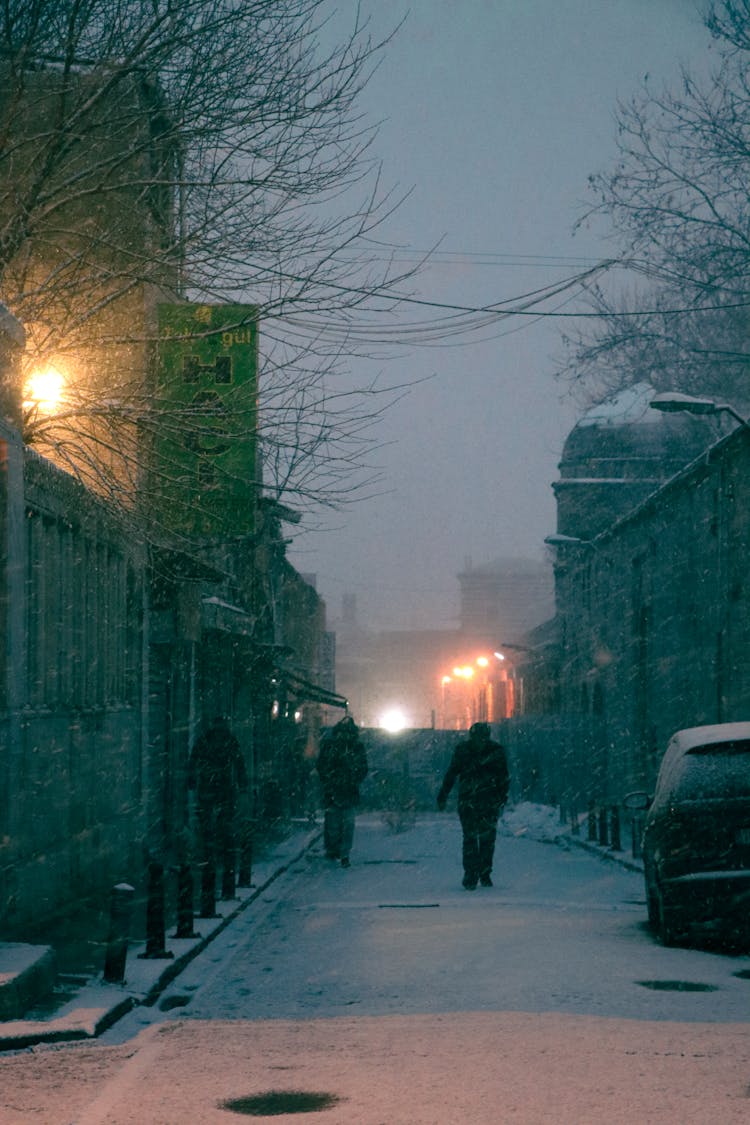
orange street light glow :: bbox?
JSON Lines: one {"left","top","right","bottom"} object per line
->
{"left": 23, "top": 366, "right": 66, "bottom": 413}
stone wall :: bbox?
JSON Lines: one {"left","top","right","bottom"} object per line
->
{"left": 0, "top": 425, "right": 148, "bottom": 940}
{"left": 552, "top": 425, "right": 750, "bottom": 809}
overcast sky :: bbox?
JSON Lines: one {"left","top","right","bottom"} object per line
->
{"left": 289, "top": 0, "right": 712, "bottom": 633}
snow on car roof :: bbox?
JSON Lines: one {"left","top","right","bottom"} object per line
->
{"left": 671, "top": 722, "right": 750, "bottom": 752}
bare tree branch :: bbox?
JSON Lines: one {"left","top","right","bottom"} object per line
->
{"left": 560, "top": 6, "right": 750, "bottom": 409}
{"left": 0, "top": 0, "right": 419, "bottom": 536}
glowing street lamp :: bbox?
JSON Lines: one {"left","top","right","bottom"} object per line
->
{"left": 379, "top": 707, "right": 409, "bottom": 733}
{"left": 23, "top": 365, "right": 67, "bottom": 415}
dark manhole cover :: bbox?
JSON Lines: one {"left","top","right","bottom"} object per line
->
{"left": 219, "top": 1090, "right": 343, "bottom": 1116}
{"left": 378, "top": 903, "right": 440, "bottom": 909}
{"left": 637, "top": 979, "right": 718, "bottom": 992}
{"left": 362, "top": 859, "right": 418, "bottom": 865}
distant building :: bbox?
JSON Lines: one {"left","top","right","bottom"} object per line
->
{"left": 552, "top": 382, "right": 720, "bottom": 541}
{"left": 457, "top": 556, "right": 554, "bottom": 643}
{"left": 333, "top": 554, "right": 554, "bottom": 729}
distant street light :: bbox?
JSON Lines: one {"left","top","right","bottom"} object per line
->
{"left": 379, "top": 707, "right": 409, "bottom": 733}
{"left": 649, "top": 392, "right": 749, "bottom": 428}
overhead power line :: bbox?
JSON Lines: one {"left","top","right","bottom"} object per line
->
{"left": 264, "top": 258, "right": 750, "bottom": 348}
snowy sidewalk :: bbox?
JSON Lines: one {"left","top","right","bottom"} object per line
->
{"left": 500, "top": 801, "right": 645, "bottom": 873}
{"left": 0, "top": 804, "right": 645, "bottom": 1051}
{"left": 0, "top": 825, "right": 321, "bottom": 1051}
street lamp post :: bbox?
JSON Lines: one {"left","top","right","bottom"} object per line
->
{"left": 649, "top": 391, "right": 750, "bottom": 429}
{"left": 544, "top": 534, "right": 597, "bottom": 550}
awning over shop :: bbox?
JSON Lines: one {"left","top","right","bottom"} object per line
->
{"left": 201, "top": 595, "right": 255, "bottom": 635}
{"left": 283, "top": 670, "right": 348, "bottom": 711}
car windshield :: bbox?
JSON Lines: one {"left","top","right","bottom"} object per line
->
{"left": 688, "top": 739, "right": 750, "bottom": 756}
{"left": 671, "top": 740, "right": 750, "bottom": 801}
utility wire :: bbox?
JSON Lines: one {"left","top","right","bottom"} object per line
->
{"left": 271, "top": 260, "right": 750, "bottom": 350}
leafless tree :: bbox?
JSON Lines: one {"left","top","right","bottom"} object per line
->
{"left": 0, "top": 0, "right": 416, "bottom": 537}
{"left": 558, "top": 2, "right": 750, "bottom": 413}
{"left": 706, "top": 0, "right": 750, "bottom": 49}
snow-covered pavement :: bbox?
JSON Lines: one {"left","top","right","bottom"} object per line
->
{"left": 6, "top": 1009, "right": 749, "bottom": 1125}
{"left": 109, "top": 810, "right": 750, "bottom": 1029}
{"left": 1, "top": 809, "right": 750, "bottom": 1124}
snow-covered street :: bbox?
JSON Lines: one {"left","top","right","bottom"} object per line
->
{"left": 108, "top": 811, "right": 750, "bottom": 1029}
{"left": 2, "top": 811, "right": 750, "bottom": 1123}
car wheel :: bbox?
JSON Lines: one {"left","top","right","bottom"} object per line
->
{"left": 655, "top": 884, "right": 682, "bottom": 947}
{"left": 645, "top": 881, "right": 659, "bottom": 931}
{"left": 643, "top": 861, "right": 660, "bottom": 931}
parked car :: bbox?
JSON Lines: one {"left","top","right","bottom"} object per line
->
{"left": 627, "top": 721, "right": 750, "bottom": 946}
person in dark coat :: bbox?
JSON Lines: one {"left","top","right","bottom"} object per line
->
{"left": 189, "top": 715, "right": 248, "bottom": 872}
{"left": 437, "top": 721, "right": 510, "bottom": 889}
{"left": 316, "top": 715, "right": 368, "bottom": 867}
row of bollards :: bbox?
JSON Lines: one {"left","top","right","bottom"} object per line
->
{"left": 555, "top": 800, "right": 635, "bottom": 855}
{"left": 584, "top": 801, "right": 622, "bottom": 851}
{"left": 581, "top": 800, "right": 649, "bottom": 857}
{"left": 103, "top": 843, "right": 253, "bottom": 984}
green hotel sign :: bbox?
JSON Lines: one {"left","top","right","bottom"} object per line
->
{"left": 153, "top": 303, "right": 258, "bottom": 538}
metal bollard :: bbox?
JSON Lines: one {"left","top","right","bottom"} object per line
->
{"left": 199, "top": 859, "right": 219, "bottom": 918}
{"left": 103, "top": 883, "right": 134, "bottom": 984}
{"left": 173, "top": 863, "right": 199, "bottom": 939}
{"left": 597, "top": 806, "right": 609, "bottom": 847}
{"left": 609, "top": 806, "right": 622, "bottom": 851}
{"left": 587, "top": 801, "right": 597, "bottom": 842}
{"left": 238, "top": 823, "right": 254, "bottom": 887}
{"left": 139, "top": 861, "right": 174, "bottom": 960}
{"left": 221, "top": 844, "right": 236, "bottom": 900}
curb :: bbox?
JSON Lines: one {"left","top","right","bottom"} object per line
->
{"left": 0, "top": 944, "right": 57, "bottom": 1022}
{"left": 0, "top": 828, "right": 321, "bottom": 1052}
{"left": 565, "top": 831, "right": 645, "bottom": 874}
{"left": 139, "top": 829, "right": 322, "bottom": 1010}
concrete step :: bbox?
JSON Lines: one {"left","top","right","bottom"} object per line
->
{"left": 0, "top": 942, "right": 57, "bottom": 1020}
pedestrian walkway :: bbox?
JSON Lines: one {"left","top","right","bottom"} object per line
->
{"left": 0, "top": 825, "right": 320, "bottom": 1051}
{"left": 2, "top": 812, "right": 748, "bottom": 1125}
{"left": 0, "top": 804, "right": 645, "bottom": 1051}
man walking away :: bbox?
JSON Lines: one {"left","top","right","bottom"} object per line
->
{"left": 437, "top": 722, "right": 510, "bottom": 889}
{"left": 316, "top": 716, "right": 368, "bottom": 868}
{"left": 189, "top": 715, "right": 248, "bottom": 879}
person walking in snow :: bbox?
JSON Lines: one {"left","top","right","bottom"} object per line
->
{"left": 437, "top": 721, "right": 509, "bottom": 889}
{"left": 316, "top": 715, "right": 368, "bottom": 868}
{"left": 189, "top": 714, "right": 248, "bottom": 877}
